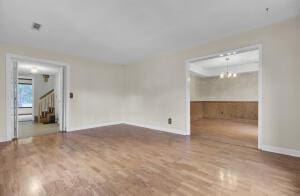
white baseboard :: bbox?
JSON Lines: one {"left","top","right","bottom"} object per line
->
{"left": 68, "top": 121, "right": 186, "bottom": 135}
{"left": 124, "top": 122, "right": 187, "bottom": 135}
{"left": 68, "top": 121, "right": 124, "bottom": 132}
{"left": 261, "top": 145, "right": 300, "bottom": 157}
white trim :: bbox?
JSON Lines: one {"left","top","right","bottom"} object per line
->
{"left": 31, "top": 76, "right": 35, "bottom": 122}
{"left": 68, "top": 122, "right": 124, "bottom": 132}
{"left": 57, "top": 67, "right": 66, "bottom": 131}
{"left": 185, "top": 44, "right": 263, "bottom": 149}
{"left": 125, "top": 122, "right": 187, "bottom": 135}
{"left": 185, "top": 62, "right": 191, "bottom": 135}
{"left": 5, "top": 53, "right": 70, "bottom": 141}
{"left": 257, "top": 45, "right": 263, "bottom": 150}
{"left": 261, "top": 145, "right": 300, "bottom": 157}
{"left": 190, "top": 98, "right": 258, "bottom": 102}
{"left": 5, "top": 55, "right": 16, "bottom": 141}
{"left": 56, "top": 121, "right": 186, "bottom": 135}
{"left": 6, "top": 53, "right": 69, "bottom": 67}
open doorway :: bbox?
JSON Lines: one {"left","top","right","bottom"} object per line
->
{"left": 186, "top": 45, "right": 262, "bottom": 149}
{"left": 17, "top": 62, "right": 62, "bottom": 138}
{"left": 5, "top": 54, "right": 69, "bottom": 140}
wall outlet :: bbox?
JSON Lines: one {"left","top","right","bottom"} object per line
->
{"left": 168, "top": 118, "right": 172, "bottom": 124}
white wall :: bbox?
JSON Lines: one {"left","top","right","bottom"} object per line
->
{"left": 190, "top": 72, "right": 258, "bottom": 101}
{"left": 124, "top": 16, "right": 300, "bottom": 151}
{"left": 0, "top": 43, "right": 124, "bottom": 141}
{"left": 124, "top": 57, "right": 185, "bottom": 134}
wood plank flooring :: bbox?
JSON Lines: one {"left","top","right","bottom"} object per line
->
{"left": 18, "top": 121, "right": 59, "bottom": 139}
{"left": 0, "top": 124, "right": 300, "bottom": 195}
{"left": 191, "top": 118, "right": 258, "bottom": 149}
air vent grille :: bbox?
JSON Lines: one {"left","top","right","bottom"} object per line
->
{"left": 32, "top": 23, "right": 42, "bottom": 30}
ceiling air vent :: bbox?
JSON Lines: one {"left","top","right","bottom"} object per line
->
{"left": 32, "top": 22, "right": 42, "bottom": 31}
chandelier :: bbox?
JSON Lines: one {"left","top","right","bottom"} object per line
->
{"left": 220, "top": 57, "right": 237, "bottom": 79}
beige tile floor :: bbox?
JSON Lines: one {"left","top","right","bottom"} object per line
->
{"left": 18, "top": 121, "right": 59, "bottom": 139}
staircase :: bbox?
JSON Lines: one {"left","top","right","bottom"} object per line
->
{"left": 38, "top": 89, "right": 56, "bottom": 124}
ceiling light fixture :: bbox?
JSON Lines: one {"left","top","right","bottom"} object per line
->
{"left": 31, "top": 66, "right": 38, "bottom": 73}
{"left": 220, "top": 73, "right": 225, "bottom": 79}
{"left": 219, "top": 57, "right": 237, "bottom": 79}
{"left": 220, "top": 54, "right": 224, "bottom": 57}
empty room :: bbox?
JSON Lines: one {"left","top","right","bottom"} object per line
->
{"left": 1, "top": 1, "right": 300, "bottom": 195}
{"left": 189, "top": 48, "right": 259, "bottom": 148}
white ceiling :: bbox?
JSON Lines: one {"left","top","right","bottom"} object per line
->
{"left": 18, "top": 61, "right": 60, "bottom": 75}
{"left": 190, "top": 50, "right": 259, "bottom": 77}
{"left": 0, "top": 0, "right": 299, "bottom": 65}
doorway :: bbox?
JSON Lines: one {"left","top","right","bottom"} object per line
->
{"left": 185, "top": 45, "right": 262, "bottom": 149}
{"left": 5, "top": 54, "right": 70, "bottom": 140}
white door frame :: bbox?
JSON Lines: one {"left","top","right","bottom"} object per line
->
{"left": 185, "top": 44, "right": 263, "bottom": 149}
{"left": 5, "top": 53, "right": 70, "bottom": 141}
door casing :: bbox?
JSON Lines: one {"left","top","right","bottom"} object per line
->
{"left": 5, "top": 53, "right": 70, "bottom": 141}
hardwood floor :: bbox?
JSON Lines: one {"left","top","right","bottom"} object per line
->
{"left": 191, "top": 118, "right": 258, "bottom": 149}
{"left": 0, "top": 124, "right": 300, "bottom": 195}
{"left": 18, "top": 121, "right": 59, "bottom": 139}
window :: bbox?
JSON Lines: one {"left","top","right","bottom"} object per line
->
{"left": 18, "top": 83, "right": 33, "bottom": 108}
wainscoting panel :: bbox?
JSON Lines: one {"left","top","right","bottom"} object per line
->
{"left": 190, "top": 102, "right": 204, "bottom": 121}
{"left": 191, "top": 101, "right": 258, "bottom": 121}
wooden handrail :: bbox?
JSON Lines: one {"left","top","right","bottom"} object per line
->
{"left": 40, "top": 89, "right": 54, "bottom": 100}
{"left": 38, "top": 89, "right": 55, "bottom": 123}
